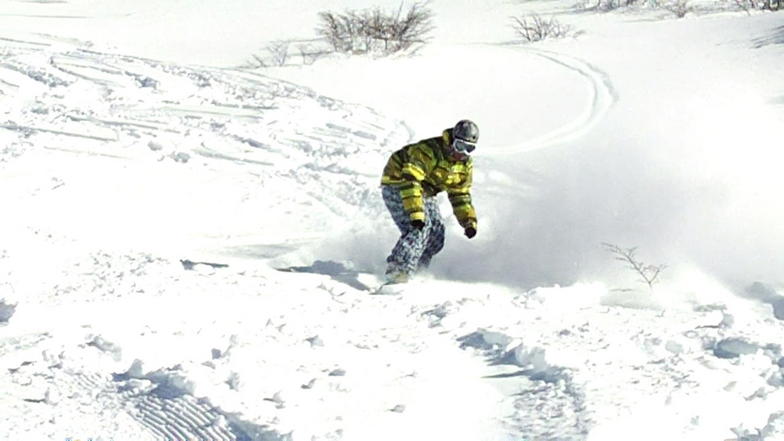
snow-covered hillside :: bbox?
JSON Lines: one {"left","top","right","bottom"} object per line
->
{"left": 1, "top": 1, "right": 783, "bottom": 440}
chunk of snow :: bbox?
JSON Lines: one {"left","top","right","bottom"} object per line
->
{"left": 0, "top": 300, "right": 16, "bottom": 323}
{"left": 714, "top": 338, "right": 759, "bottom": 359}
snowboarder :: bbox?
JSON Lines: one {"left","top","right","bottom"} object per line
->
{"left": 380, "top": 119, "right": 479, "bottom": 284}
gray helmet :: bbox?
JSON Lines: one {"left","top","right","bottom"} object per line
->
{"left": 453, "top": 119, "right": 479, "bottom": 143}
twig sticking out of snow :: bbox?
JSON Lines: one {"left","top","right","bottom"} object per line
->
{"left": 602, "top": 242, "right": 666, "bottom": 290}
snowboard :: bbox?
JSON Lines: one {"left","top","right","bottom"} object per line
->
{"left": 272, "top": 261, "right": 409, "bottom": 295}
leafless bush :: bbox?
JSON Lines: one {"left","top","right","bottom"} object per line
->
{"left": 316, "top": 2, "right": 434, "bottom": 55}
{"left": 598, "top": 0, "right": 624, "bottom": 10}
{"left": 297, "top": 44, "right": 327, "bottom": 65}
{"left": 248, "top": 54, "right": 267, "bottom": 68}
{"left": 385, "top": 3, "right": 435, "bottom": 52}
{"left": 733, "top": 0, "right": 782, "bottom": 11}
{"left": 665, "top": 0, "right": 693, "bottom": 16}
{"left": 579, "top": 0, "right": 701, "bottom": 12}
{"left": 581, "top": 0, "right": 633, "bottom": 11}
{"left": 602, "top": 243, "right": 667, "bottom": 290}
{"left": 267, "top": 41, "right": 290, "bottom": 67}
{"left": 733, "top": 0, "right": 759, "bottom": 13}
{"left": 317, "top": 10, "right": 355, "bottom": 52}
{"left": 247, "top": 41, "right": 330, "bottom": 68}
{"left": 511, "top": 14, "right": 577, "bottom": 43}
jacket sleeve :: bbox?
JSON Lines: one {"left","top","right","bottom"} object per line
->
{"left": 398, "top": 144, "right": 434, "bottom": 222}
{"left": 447, "top": 161, "right": 477, "bottom": 229}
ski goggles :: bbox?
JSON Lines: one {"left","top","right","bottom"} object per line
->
{"left": 452, "top": 138, "right": 476, "bottom": 154}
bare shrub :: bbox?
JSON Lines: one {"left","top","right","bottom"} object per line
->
{"left": 734, "top": 0, "right": 760, "bottom": 13}
{"left": 598, "top": 0, "right": 624, "bottom": 10}
{"left": 248, "top": 54, "right": 267, "bottom": 68}
{"left": 267, "top": 41, "right": 290, "bottom": 66}
{"left": 297, "top": 44, "right": 327, "bottom": 65}
{"left": 734, "top": 0, "right": 782, "bottom": 11}
{"left": 316, "top": 2, "right": 434, "bottom": 55}
{"left": 665, "top": 0, "right": 693, "bottom": 16}
{"left": 317, "top": 10, "right": 357, "bottom": 52}
{"left": 511, "top": 14, "right": 577, "bottom": 43}
{"left": 582, "top": 0, "right": 632, "bottom": 11}
{"left": 588, "top": 0, "right": 669, "bottom": 11}
{"left": 579, "top": 0, "right": 706, "bottom": 13}
{"left": 385, "top": 3, "right": 435, "bottom": 52}
{"left": 602, "top": 243, "right": 667, "bottom": 290}
{"left": 247, "top": 40, "right": 329, "bottom": 69}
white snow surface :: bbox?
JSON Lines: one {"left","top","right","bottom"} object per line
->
{"left": 1, "top": 1, "right": 783, "bottom": 441}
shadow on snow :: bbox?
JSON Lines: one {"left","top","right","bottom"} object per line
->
{"left": 276, "top": 260, "right": 373, "bottom": 291}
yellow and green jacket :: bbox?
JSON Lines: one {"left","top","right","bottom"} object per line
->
{"left": 381, "top": 129, "right": 477, "bottom": 229}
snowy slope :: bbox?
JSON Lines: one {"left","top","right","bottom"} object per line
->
{"left": 0, "top": 33, "right": 409, "bottom": 256}
{"left": 1, "top": 1, "right": 784, "bottom": 441}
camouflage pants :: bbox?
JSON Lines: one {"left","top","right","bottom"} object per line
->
{"left": 382, "top": 185, "right": 445, "bottom": 276}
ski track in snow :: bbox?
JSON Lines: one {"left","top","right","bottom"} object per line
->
{"left": 0, "top": 33, "right": 410, "bottom": 256}
{"left": 2, "top": 31, "right": 784, "bottom": 441}
{"left": 0, "top": 35, "right": 405, "bottom": 165}
{"left": 483, "top": 47, "right": 618, "bottom": 156}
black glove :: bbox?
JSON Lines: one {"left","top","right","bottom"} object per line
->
{"left": 464, "top": 226, "right": 477, "bottom": 239}
{"left": 411, "top": 219, "right": 425, "bottom": 230}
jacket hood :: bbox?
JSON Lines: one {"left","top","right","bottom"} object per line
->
{"left": 442, "top": 128, "right": 453, "bottom": 146}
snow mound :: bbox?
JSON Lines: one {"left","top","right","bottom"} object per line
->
{"left": 501, "top": 342, "right": 569, "bottom": 384}
{"left": 714, "top": 338, "right": 759, "bottom": 359}
{"left": 762, "top": 412, "right": 784, "bottom": 440}
{"left": 458, "top": 329, "right": 514, "bottom": 356}
{"left": 459, "top": 328, "right": 570, "bottom": 383}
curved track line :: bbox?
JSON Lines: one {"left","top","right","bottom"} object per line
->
{"left": 485, "top": 48, "right": 618, "bottom": 157}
